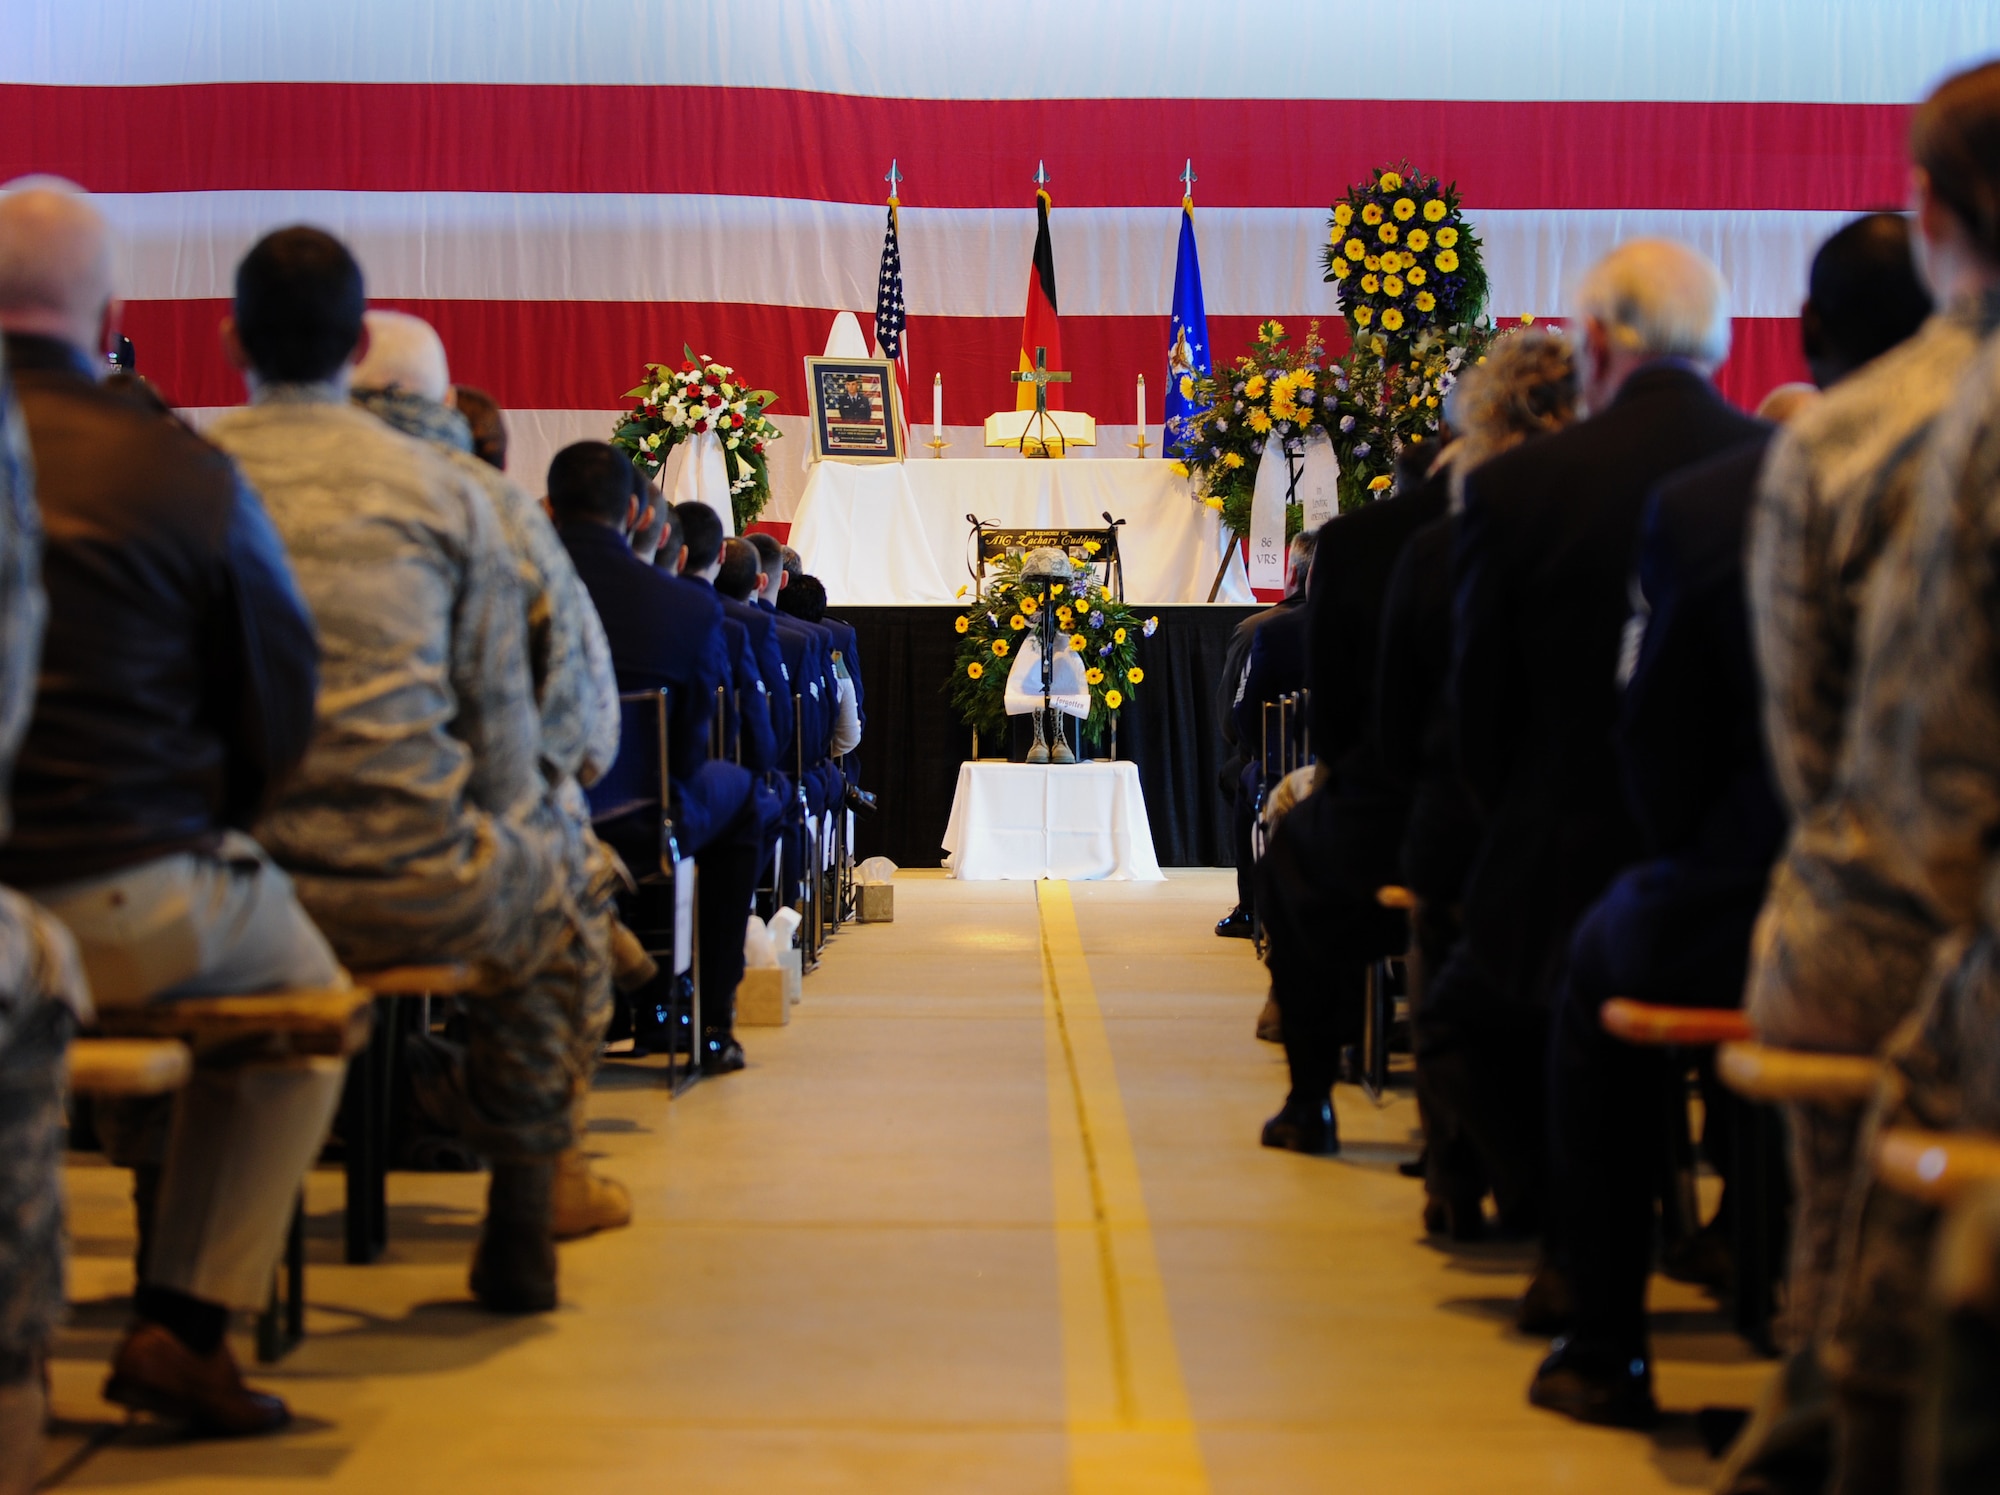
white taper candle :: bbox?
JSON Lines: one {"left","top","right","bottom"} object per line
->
{"left": 1136, "top": 373, "right": 1146, "bottom": 443}
{"left": 933, "top": 372, "right": 943, "bottom": 434}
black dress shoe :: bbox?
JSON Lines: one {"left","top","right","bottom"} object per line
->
{"left": 700, "top": 1034, "right": 746, "bottom": 1075}
{"left": 1260, "top": 1100, "right": 1339, "bottom": 1155}
{"left": 1527, "top": 1335, "right": 1660, "bottom": 1428}
{"left": 1422, "top": 1190, "right": 1487, "bottom": 1242}
{"left": 1216, "top": 907, "right": 1254, "bottom": 939}
{"left": 1516, "top": 1260, "right": 1575, "bottom": 1335}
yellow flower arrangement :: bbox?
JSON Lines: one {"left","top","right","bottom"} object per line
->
{"left": 1436, "top": 226, "right": 1458, "bottom": 248}
{"left": 1084, "top": 540, "right": 1101, "bottom": 555}
{"left": 1070, "top": 632, "right": 1088, "bottom": 651}
{"left": 1369, "top": 474, "right": 1393, "bottom": 491}
{"left": 992, "top": 638, "right": 1009, "bottom": 656}
{"left": 1353, "top": 306, "right": 1373, "bottom": 326}
{"left": 1178, "top": 374, "right": 1195, "bottom": 399}
{"left": 1170, "top": 460, "right": 1190, "bottom": 478}
{"left": 1332, "top": 202, "right": 1353, "bottom": 226}
{"left": 1393, "top": 197, "right": 1416, "bottom": 222}
{"left": 1378, "top": 222, "right": 1398, "bottom": 244}
{"left": 1086, "top": 667, "right": 1104, "bottom": 685}
{"left": 1360, "top": 273, "right": 1380, "bottom": 295}
{"left": 1244, "top": 373, "right": 1267, "bottom": 399}
{"left": 1127, "top": 666, "right": 1144, "bottom": 684}
{"left": 1056, "top": 607, "right": 1073, "bottom": 626}
{"left": 967, "top": 661, "right": 983, "bottom": 679}
{"left": 1415, "top": 290, "right": 1436, "bottom": 312}
{"left": 1426, "top": 395, "right": 1439, "bottom": 408}
{"left": 954, "top": 614, "right": 969, "bottom": 634}
{"left": 1364, "top": 254, "right": 1382, "bottom": 272}
{"left": 1435, "top": 249, "right": 1459, "bottom": 273}
{"left": 1378, "top": 171, "right": 1403, "bottom": 190}
{"left": 1008, "top": 614, "right": 1025, "bottom": 630}
{"left": 1406, "top": 228, "right": 1428, "bottom": 252}
{"left": 1104, "top": 689, "right": 1124, "bottom": 710}
{"left": 1202, "top": 495, "right": 1224, "bottom": 511}
{"left": 1114, "top": 627, "right": 1128, "bottom": 644}
{"left": 1222, "top": 450, "right": 1245, "bottom": 469}
{"left": 1361, "top": 202, "right": 1384, "bottom": 226}
{"left": 1248, "top": 408, "right": 1272, "bottom": 434}
{"left": 1331, "top": 258, "right": 1351, "bottom": 281}
{"left": 1344, "top": 237, "right": 1366, "bottom": 261}
{"left": 1020, "top": 594, "right": 1038, "bottom": 614}
{"left": 1407, "top": 265, "right": 1426, "bottom": 287}
{"left": 1423, "top": 198, "right": 1446, "bottom": 221}
{"left": 1383, "top": 274, "right": 1404, "bottom": 298}
{"left": 1380, "top": 307, "right": 1405, "bottom": 332}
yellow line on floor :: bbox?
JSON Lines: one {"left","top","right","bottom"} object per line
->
{"left": 1038, "top": 879, "right": 1211, "bottom": 1495}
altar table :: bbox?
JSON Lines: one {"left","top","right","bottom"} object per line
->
{"left": 940, "top": 761, "right": 1165, "bottom": 882}
{"left": 790, "top": 458, "right": 1255, "bottom": 606}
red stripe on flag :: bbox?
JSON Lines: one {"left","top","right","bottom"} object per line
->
{"left": 0, "top": 84, "right": 1910, "bottom": 211}
{"left": 124, "top": 301, "right": 1806, "bottom": 421}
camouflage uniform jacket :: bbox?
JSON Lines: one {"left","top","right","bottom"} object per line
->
{"left": 1745, "top": 296, "right": 2000, "bottom": 1053}
{"left": 208, "top": 386, "right": 570, "bottom": 976}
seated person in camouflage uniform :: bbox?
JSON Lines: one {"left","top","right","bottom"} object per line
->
{"left": 1730, "top": 62, "right": 2000, "bottom": 1491}
{"left": 207, "top": 227, "right": 582, "bottom": 1315}
{"left": 348, "top": 310, "right": 630, "bottom": 1241}
{"left": 1, "top": 183, "right": 339, "bottom": 1436}
{"left": 0, "top": 337, "right": 91, "bottom": 1495}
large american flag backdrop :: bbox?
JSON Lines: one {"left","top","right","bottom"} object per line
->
{"left": 5, "top": 2, "right": 1996, "bottom": 518}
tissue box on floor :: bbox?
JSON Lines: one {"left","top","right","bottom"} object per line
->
{"left": 857, "top": 859, "right": 896, "bottom": 923}
{"left": 737, "top": 946, "right": 802, "bottom": 1025}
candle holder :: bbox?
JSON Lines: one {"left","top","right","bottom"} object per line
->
{"left": 1128, "top": 431, "right": 1152, "bottom": 457}
{"left": 926, "top": 432, "right": 950, "bottom": 458}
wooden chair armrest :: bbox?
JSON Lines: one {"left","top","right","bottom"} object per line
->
{"left": 1376, "top": 886, "right": 1418, "bottom": 910}
{"left": 352, "top": 963, "right": 475, "bottom": 997}
{"left": 1602, "top": 998, "right": 1754, "bottom": 1048}
{"left": 1874, "top": 1127, "right": 2000, "bottom": 1206}
{"left": 66, "top": 1038, "right": 192, "bottom": 1096}
{"left": 1717, "top": 1041, "right": 1883, "bottom": 1107}
{"left": 95, "top": 987, "right": 375, "bottom": 1058}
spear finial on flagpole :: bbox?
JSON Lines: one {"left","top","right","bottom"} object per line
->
{"left": 885, "top": 159, "right": 902, "bottom": 207}
{"left": 1181, "top": 159, "right": 1197, "bottom": 206}
{"left": 1034, "top": 160, "right": 1049, "bottom": 189}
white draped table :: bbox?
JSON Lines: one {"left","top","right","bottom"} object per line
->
{"left": 940, "top": 761, "right": 1165, "bottom": 882}
{"left": 789, "top": 458, "right": 1254, "bottom": 605}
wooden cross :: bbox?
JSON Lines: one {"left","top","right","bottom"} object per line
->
{"left": 1010, "top": 345, "right": 1070, "bottom": 417}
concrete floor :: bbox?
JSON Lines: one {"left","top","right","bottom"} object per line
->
{"left": 42, "top": 870, "right": 1771, "bottom": 1492}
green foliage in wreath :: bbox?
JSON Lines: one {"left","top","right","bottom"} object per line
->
{"left": 612, "top": 345, "right": 783, "bottom": 531}
{"left": 949, "top": 552, "right": 1158, "bottom": 744}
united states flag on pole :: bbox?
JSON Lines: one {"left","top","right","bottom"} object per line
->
{"left": 873, "top": 201, "right": 910, "bottom": 449}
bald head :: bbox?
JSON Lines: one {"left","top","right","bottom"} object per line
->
{"left": 352, "top": 308, "right": 451, "bottom": 402}
{"left": 0, "top": 179, "right": 115, "bottom": 358}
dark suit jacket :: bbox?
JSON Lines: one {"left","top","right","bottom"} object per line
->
{"left": 718, "top": 614, "right": 780, "bottom": 773}
{"left": 1579, "top": 436, "right": 1787, "bottom": 1005}
{"left": 769, "top": 612, "right": 832, "bottom": 769}
{"left": 1235, "top": 602, "right": 1310, "bottom": 770}
{"left": 1217, "top": 592, "right": 1303, "bottom": 751}
{"left": 1447, "top": 363, "right": 1766, "bottom": 1009}
{"left": 560, "top": 521, "right": 750, "bottom": 849}
{"left": 1306, "top": 468, "right": 1451, "bottom": 788}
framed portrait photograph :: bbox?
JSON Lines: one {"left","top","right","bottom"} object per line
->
{"left": 805, "top": 356, "right": 904, "bottom": 463}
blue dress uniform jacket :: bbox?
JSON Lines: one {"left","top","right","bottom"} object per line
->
{"left": 725, "top": 596, "right": 794, "bottom": 760}
{"left": 559, "top": 521, "right": 752, "bottom": 854}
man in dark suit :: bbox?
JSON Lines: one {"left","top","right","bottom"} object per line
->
{"left": 551, "top": 443, "right": 764, "bottom": 1074}
{"left": 1215, "top": 530, "right": 1314, "bottom": 939}
{"left": 674, "top": 503, "right": 780, "bottom": 780}
{"left": 717, "top": 538, "right": 795, "bottom": 768}
{"left": 1253, "top": 455, "right": 1451, "bottom": 1151}
{"left": 1431, "top": 239, "right": 1764, "bottom": 1265}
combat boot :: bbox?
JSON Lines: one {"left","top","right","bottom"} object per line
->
{"left": 551, "top": 1148, "right": 633, "bottom": 1240}
{"left": 470, "top": 1161, "right": 559, "bottom": 1312}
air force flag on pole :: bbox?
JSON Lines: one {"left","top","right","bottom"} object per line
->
{"left": 1164, "top": 166, "right": 1210, "bottom": 460}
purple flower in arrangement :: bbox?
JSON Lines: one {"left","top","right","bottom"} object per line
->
{"left": 1339, "top": 414, "right": 1356, "bottom": 432}
{"left": 987, "top": 612, "right": 999, "bottom": 627}
{"left": 1090, "top": 610, "right": 1104, "bottom": 628}
{"left": 1143, "top": 616, "right": 1159, "bottom": 637}
{"left": 1299, "top": 389, "right": 1316, "bottom": 405}
{"left": 1354, "top": 443, "right": 1371, "bottom": 458}
{"left": 1215, "top": 418, "right": 1228, "bottom": 432}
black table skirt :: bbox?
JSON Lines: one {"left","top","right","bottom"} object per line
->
{"left": 837, "top": 604, "right": 1258, "bottom": 869}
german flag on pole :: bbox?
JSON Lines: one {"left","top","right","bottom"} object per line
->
{"left": 1016, "top": 183, "right": 1063, "bottom": 410}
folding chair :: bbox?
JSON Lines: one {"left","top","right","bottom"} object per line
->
{"left": 589, "top": 687, "right": 701, "bottom": 1095}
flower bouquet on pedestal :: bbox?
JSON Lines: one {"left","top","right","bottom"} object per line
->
{"left": 612, "top": 347, "right": 782, "bottom": 530}
{"left": 1167, "top": 320, "right": 1340, "bottom": 542}
{"left": 1322, "top": 164, "right": 1501, "bottom": 509}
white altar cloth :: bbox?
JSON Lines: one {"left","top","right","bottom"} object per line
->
{"left": 940, "top": 761, "right": 1165, "bottom": 882}
{"left": 790, "top": 458, "right": 1254, "bottom": 606}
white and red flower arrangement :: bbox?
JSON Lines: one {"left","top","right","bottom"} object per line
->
{"left": 613, "top": 346, "right": 783, "bottom": 529}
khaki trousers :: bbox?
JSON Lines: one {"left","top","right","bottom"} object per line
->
{"left": 38, "top": 833, "right": 347, "bottom": 1311}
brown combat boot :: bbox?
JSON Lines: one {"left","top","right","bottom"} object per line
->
{"left": 102, "top": 1323, "right": 290, "bottom": 1435}
{"left": 469, "top": 1161, "right": 559, "bottom": 1313}
{"left": 551, "top": 1148, "right": 633, "bottom": 1241}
